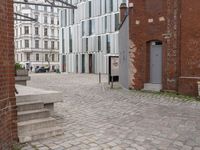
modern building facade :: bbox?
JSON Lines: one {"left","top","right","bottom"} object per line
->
{"left": 119, "top": 0, "right": 200, "bottom": 96}
{"left": 59, "top": 0, "right": 127, "bottom": 74}
{"left": 14, "top": 0, "right": 60, "bottom": 71}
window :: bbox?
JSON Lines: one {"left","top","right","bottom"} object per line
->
{"left": 35, "top": 15, "right": 39, "bottom": 22}
{"left": 27, "top": 53, "right": 30, "bottom": 61}
{"left": 82, "top": 22, "right": 85, "bottom": 36}
{"left": 51, "top": 41, "right": 55, "bottom": 49}
{"left": 24, "top": 26, "right": 29, "bottom": 34}
{"left": 25, "top": 40, "right": 29, "bottom": 48}
{"left": 35, "top": 5, "right": 38, "bottom": 11}
{"left": 69, "top": 27, "right": 72, "bottom": 53}
{"left": 36, "top": 54, "right": 39, "bottom": 61}
{"left": 51, "top": 29, "right": 54, "bottom": 36}
{"left": 106, "top": 35, "right": 110, "bottom": 53}
{"left": 45, "top": 54, "right": 48, "bottom": 61}
{"left": 52, "top": 54, "right": 55, "bottom": 62}
{"left": 44, "top": 16, "right": 48, "bottom": 23}
{"left": 89, "top": 20, "right": 92, "bottom": 35}
{"left": 44, "top": 41, "right": 48, "bottom": 49}
{"left": 110, "top": 0, "right": 113, "bottom": 12}
{"left": 17, "top": 54, "right": 18, "bottom": 61}
{"left": 44, "top": 28, "right": 48, "bottom": 36}
{"left": 86, "top": 38, "right": 88, "bottom": 52}
{"left": 20, "top": 27, "right": 22, "bottom": 35}
{"left": 115, "top": 13, "right": 119, "bottom": 31}
{"left": 89, "top": 1, "right": 92, "bottom": 17}
{"left": 51, "top": 17, "right": 54, "bottom": 24}
{"left": 51, "top": 7, "right": 54, "bottom": 12}
{"left": 25, "top": 4, "right": 28, "bottom": 8}
{"left": 35, "top": 40, "right": 39, "bottom": 48}
{"left": 35, "top": 27, "right": 39, "bottom": 35}
{"left": 105, "top": 16, "right": 107, "bottom": 33}
{"left": 20, "top": 40, "right": 22, "bottom": 48}
{"left": 44, "top": 6, "right": 47, "bottom": 12}
{"left": 16, "top": 28, "right": 18, "bottom": 36}
{"left": 98, "top": 36, "right": 101, "bottom": 52}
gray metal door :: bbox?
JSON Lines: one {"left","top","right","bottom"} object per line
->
{"left": 150, "top": 42, "right": 162, "bottom": 84}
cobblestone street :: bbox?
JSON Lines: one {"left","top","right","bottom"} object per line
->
{"left": 21, "top": 73, "right": 200, "bottom": 150}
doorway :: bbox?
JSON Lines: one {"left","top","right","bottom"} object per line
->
{"left": 150, "top": 41, "right": 162, "bottom": 84}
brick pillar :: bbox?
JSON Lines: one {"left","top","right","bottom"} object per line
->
{"left": 0, "top": 0, "right": 18, "bottom": 149}
{"left": 120, "top": 3, "right": 128, "bottom": 22}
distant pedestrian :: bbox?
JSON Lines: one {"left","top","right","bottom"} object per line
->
{"left": 30, "top": 66, "right": 33, "bottom": 72}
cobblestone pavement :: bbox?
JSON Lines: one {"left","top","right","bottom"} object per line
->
{"left": 21, "top": 73, "right": 200, "bottom": 150}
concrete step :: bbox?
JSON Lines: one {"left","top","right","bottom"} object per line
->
{"left": 143, "top": 83, "right": 162, "bottom": 92}
{"left": 19, "top": 126, "right": 63, "bottom": 143}
{"left": 18, "top": 117, "right": 56, "bottom": 135}
{"left": 18, "top": 109, "right": 50, "bottom": 122}
{"left": 17, "top": 101, "right": 44, "bottom": 112}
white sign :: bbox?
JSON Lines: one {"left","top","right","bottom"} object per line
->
{"left": 111, "top": 57, "right": 119, "bottom": 76}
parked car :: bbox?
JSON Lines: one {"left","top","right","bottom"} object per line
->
{"left": 35, "top": 67, "right": 48, "bottom": 73}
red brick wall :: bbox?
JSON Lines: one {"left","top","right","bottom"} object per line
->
{"left": 128, "top": 0, "right": 180, "bottom": 92}
{"left": 0, "top": 0, "right": 18, "bottom": 149}
{"left": 178, "top": 0, "right": 200, "bottom": 96}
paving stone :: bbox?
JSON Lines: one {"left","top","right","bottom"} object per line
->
{"left": 22, "top": 73, "right": 200, "bottom": 150}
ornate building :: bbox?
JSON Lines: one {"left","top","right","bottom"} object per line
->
{"left": 14, "top": 0, "right": 60, "bottom": 71}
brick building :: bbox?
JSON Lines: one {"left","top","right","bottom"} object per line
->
{"left": 119, "top": 0, "right": 200, "bottom": 96}
{"left": 0, "top": 0, "right": 18, "bottom": 149}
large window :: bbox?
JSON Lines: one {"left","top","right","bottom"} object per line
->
{"left": 44, "top": 28, "right": 48, "bottom": 36}
{"left": 51, "top": 17, "right": 54, "bottom": 24}
{"left": 35, "top": 15, "right": 38, "bottom": 22}
{"left": 35, "top": 40, "right": 39, "bottom": 48}
{"left": 35, "top": 5, "right": 38, "bottom": 11}
{"left": 52, "top": 54, "right": 55, "bottom": 62}
{"left": 27, "top": 53, "right": 30, "bottom": 61}
{"left": 44, "top": 16, "right": 48, "bottom": 24}
{"left": 35, "top": 27, "right": 39, "bottom": 35}
{"left": 51, "top": 29, "right": 54, "bottom": 36}
{"left": 24, "top": 26, "right": 29, "bottom": 34}
{"left": 36, "top": 54, "right": 39, "bottom": 61}
{"left": 25, "top": 40, "right": 29, "bottom": 48}
{"left": 44, "top": 6, "right": 47, "bottom": 12}
{"left": 51, "top": 41, "right": 55, "bottom": 49}
{"left": 45, "top": 54, "right": 48, "bottom": 61}
{"left": 44, "top": 41, "right": 48, "bottom": 49}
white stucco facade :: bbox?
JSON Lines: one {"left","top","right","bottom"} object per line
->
{"left": 14, "top": 1, "right": 60, "bottom": 71}
{"left": 59, "top": 0, "right": 127, "bottom": 74}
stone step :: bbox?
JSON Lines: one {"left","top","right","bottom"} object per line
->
{"left": 18, "top": 109, "right": 50, "bottom": 122}
{"left": 143, "top": 83, "right": 162, "bottom": 92}
{"left": 19, "top": 126, "right": 63, "bottom": 143}
{"left": 17, "top": 101, "right": 44, "bottom": 112}
{"left": 18, "top": 117, "right": 56, "bottom": 135}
